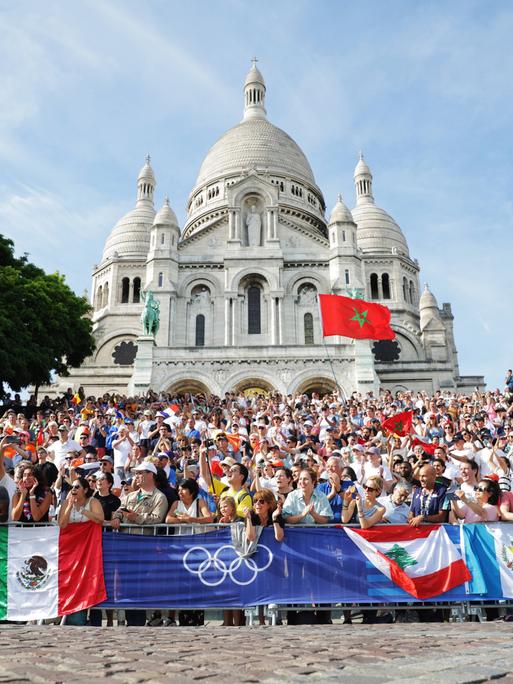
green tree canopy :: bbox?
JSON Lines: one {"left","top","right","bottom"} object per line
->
{"left": 0, "top": 234, "right": 95, "bottom": 396}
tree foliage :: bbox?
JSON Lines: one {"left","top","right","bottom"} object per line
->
{"left": 0, "top": 234, "right": 95, "bottom": 396}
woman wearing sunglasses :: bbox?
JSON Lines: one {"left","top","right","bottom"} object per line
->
{"left": 58, "top": 476, "right": 104, "bottom": 528}
{"left": 342, "top": 475, "right": 385, "bottom": 529}
{"left": 451, "top": 478, "right": 500, "bottom": 523}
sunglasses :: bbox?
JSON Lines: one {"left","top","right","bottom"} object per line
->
{"left": 71, "top": 485, "right": 81, "bottom": 491}
{"left": 364, "top": 485, "right": 378, "bottom": 492}
{"left": 476, "top": 486, "right": 490, "bottom": 493}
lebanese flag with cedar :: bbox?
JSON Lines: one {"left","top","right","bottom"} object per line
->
{"left": 382, "top": 410, "right": 413, "bottom": 436}
{"left": 318, "top": 294, "right": 395, "bottom": 340}
{"left": 345, "top": 525, "right": 471, "bottom": 599}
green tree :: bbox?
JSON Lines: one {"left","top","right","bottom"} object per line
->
{"left": 0, "top": 234, "right": 95, "bottom": 397}
{"left": 384, "top": 544, "right": 418, "bottom": 570}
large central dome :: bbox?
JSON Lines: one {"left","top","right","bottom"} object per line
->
{"left": 196, "top": 117, "right": 316, "bottom": 187}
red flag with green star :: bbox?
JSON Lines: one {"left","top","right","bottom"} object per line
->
{"left": 381, "top": 410, "right": 414, "bottom": 436}
{"left": 318, "top": 294, "right": 395, "bottom": 340}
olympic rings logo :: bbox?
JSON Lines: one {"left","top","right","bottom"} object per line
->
{"left": 183, "top": 544, "right": 273, "bottom": 586}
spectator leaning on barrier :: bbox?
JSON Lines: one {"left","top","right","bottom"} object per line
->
{"left": 343, "top": 475, "right": 385, "bottom": 528}
{"left": 111, "top": 462, "right": 168, "bottom": 530}
{"left": 11, "top": 465, "right": 52, "bottom": 523}
{"left": 452, "top": 478, "right": 501, "bottom": 523}
{"left": 282, "top": 467, "right": 333, "bottom": 524}
{"left": 165, "top": 478, "right": 213, "bottom": 529}
{"left": 409, "top": 464, "right": 447, "bottom": 527}
{"left": 58, "top": 476, "right": 104, "bottom": 528}
{"left": 316, "top": 455, "right": 345, "bottom": 523}
{"left": 380, "top": 482, "right": 411, "bottom": 524}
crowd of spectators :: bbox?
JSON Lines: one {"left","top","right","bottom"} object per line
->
{"left": 2, "top": 375, "right": 513, "bottom": 624}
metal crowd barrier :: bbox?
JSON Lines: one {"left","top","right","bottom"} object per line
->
{"left": 4, "top": 522, "right": 512, "bottom": 625}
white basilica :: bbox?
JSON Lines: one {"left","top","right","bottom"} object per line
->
{"left": 64, "top": 61, "right": 484, "bottom": 398}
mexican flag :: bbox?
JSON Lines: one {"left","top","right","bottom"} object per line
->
{"left": 318, "top": 294, "right": 395, "bottom": 341}
{"left": 345, "top": 525, "right": 471, "bottom": 599}
{"left": 0, "top": 522, "right": 106, "bottom": 621}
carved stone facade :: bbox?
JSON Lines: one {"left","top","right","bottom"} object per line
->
{"left": 55, "top": 62, "right": 483, "bottom": 398}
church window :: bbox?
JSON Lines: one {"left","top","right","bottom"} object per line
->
{"left": 161, "top": 233, "right": 165, "bottom": 245}
{"left": 409, "top": 280, "right": 415, "bottom": 305}
{"left": 172, "top": 235, "right": 175, "bottom": 246}
{"left": 102, "top": 282, "right": 109, "bottom": 308}
{"left": 133, "top": 277, "right": 141, "bottom": 303}
{"left": 96, "top": 285, "right": 103, "bottom": 309}
{"left": 304, "top": 313, "right": 314, "bottom": 345}
{"left": 195, "top": 314, "right": 205, "bottom": 347}
{"left": 121, "top": 277, "right": 130, "bottom": 304}
{"left": 158, "top": 272, "right": 163, "bottom": 287}
{"left": 382, "top": 273, "right": 391, "bottom": 299}
{"left": 370, "top": 273, "right": 379, "bottom": 300}
{"left": 403, "top": 277, "right": 409, "bottom": 302}
{"left": 342, "top": 230, "right": 346, "bottom": 242}
{"left": 248, "top": 285, "right": 261, "bottom": 334}
{"left": 345, "top": 269, "right": 350, "bottom": 285}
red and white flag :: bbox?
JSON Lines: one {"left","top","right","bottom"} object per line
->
{"left": 0, "top": 522, "right": 106, "bottom": 621}
{"left": 345, "top": 525, "right": 471, "bottom": 599}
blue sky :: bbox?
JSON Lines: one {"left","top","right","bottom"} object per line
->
{"left": 1, "top": 0, "right": 512, "bottom": 388}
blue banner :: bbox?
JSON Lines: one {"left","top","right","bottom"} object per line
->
{"left": 98, "top": 525, "right": 505, "bottom": 608}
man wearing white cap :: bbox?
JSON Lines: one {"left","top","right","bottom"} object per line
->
{"left": 111, "top": 462, "right": 168, "bottom": 530}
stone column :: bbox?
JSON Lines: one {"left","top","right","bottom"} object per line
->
{"left": 277, "top": 297, "right": 283, "bottom": 344}
{"left": 235, "top": 210, "right": 241, "bottom": 242}
{"left": 224, "top": 298, "right": 231, "bottom": 346}
{"left": 270, "top": 296, "right": 277, "bottom": 344}
{"left": 266, "top": 209, "right": 273, "bottom": 242}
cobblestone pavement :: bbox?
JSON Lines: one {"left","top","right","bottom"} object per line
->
{"left": 1, "top": 624, "right": 513, "bottom": 683}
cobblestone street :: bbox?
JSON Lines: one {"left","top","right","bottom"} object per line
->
{"left": 1, "top": 623, "right": 513, "bottom": 683}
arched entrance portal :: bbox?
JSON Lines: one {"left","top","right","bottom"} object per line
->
{"left": 233, "top": 377, "right": 275, "bottom": 398}
{"left": 295, "top": 377, "right": 338, "bottom": 396}
{"left": 166, "top": 379, "right": 212, "bottom": 397}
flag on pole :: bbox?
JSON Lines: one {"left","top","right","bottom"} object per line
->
{"left": 0, "top": 522, "right": 106, "bottom": 621}
{"left": 382, "top": 411, "right": 413, "bottom": 437}
{"left": 318, "top": 294, "right": 395, "bottom": 340}
{"left": 345, "top": 525, "right": 471, "bottom": 599}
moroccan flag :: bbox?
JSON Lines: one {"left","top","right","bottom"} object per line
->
{"left": 412, "top": 437, "right": 438, "bottom": 456}
{"left": 0, "top": 522, "right": 106, "bottom": 621}
{"left": 345, "top": 525, "right": 471, "bottom": 599}
{"left": 382, "top": 411, "right": 413, "bottom": 436}
{"left": 318, "top": 294, "right": 395, "bottom": 340}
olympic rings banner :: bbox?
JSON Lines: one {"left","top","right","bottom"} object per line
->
{"left": 97, "top": 524, "right": 513, "bottom": 608}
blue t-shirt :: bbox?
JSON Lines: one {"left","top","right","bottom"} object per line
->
{"left": 410, "top": 484, "right": 447, "bottom": 518}
{"left": 316, "top": 481, "right": 343, "bottom": 523}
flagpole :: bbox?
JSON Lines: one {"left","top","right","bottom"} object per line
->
{"left": 317, "top": 296, "right": 346, "bottom": 402}
{"left": 323, "top": 339, "right": 346, "bottom": 402}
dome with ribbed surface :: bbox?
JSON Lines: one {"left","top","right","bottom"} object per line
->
{"left": 195, "top": 118, "right": 316, "bottom": 188}
{"left": 154, "top": 197, "right": 178, "bottom": 226}
{"left": 329, "top": 194, "right": 354, "bottom": 224}
{"left": 102, "top": 204, "right": 155, "bottom": 261}
{"left": 352, "top": 203, "right": 409, "bottom": 256}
